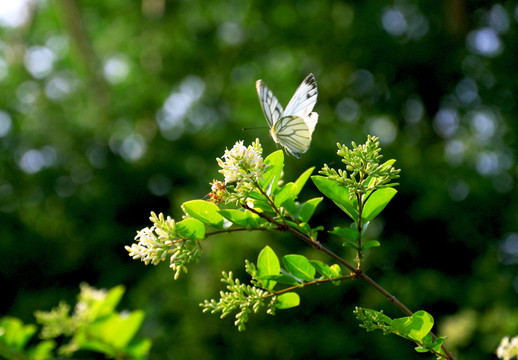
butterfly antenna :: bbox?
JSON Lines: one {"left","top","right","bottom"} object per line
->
{"left": 241, "top": 126, "right": 268, "bottom": 131}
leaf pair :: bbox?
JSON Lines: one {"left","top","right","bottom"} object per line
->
{"left": 355, "top": 307, "right": 446, "bottom": 357}
{"left": 312, "top": 176, "right": 397, "bottom": 224}
{"left": 255, "top": 246, "right": 343, "bottom": 309}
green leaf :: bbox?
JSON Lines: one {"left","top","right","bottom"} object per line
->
{"left": 391, "top": 311, "right": 434, "bottom": 342}
{"left": 274, "top": 182, "right": 297, "bottom": 207}
{"left": 125, "top": 337, "right": 152, "bottom": 360}
{"left": 218, "top": 209, "right": 258, "bottom": 227}
{"left": 275, "top": 292, "right": 300, "bottom": 309}
{"left": 0, "top": 317, "right": 37, "bottom": 350}
{"left": 312, "top": 176, "right": 358, "bottom": 221}
{"left": 293, "top": 167, "right": 315, "bottom": 198}
{"left": 182, "top": 200, "right": 227, "bottom": 229}
{"left": 83, "top": 310, "right": 146, "bottom": 350}
{"left": 362, "top": 240, "right": 380, "bottom": 250}
{"left": 310, "top": 260, "right": 332, "bottom": 279}
{"left": 362, "top": 188, "right": 397, "bottom": 222}
{"left": 257, "top": 246, "right": 280, "bottom": 290}
{"left": 258, "top": 274, "right": 300, "bottom": 286}
{"left": 329, "top": 264, "right": 342, "bottom": 278}
{"left": 330, "top": 226, "right": 359, "bottom": 242}
{"left": 283, "top": 255, "right": 316, "bottom": 281}
{"left": 91, "top": 285, "right": 125, "bottom": 318}
{"left": 282, "top": 198, "right": 297, "bottom": 216}
{"left": 176, "top": 218, "right": 205, "bottom": 240}
{"left": 259, "top": 150, "right": 284, "bottom": 193}
{"left": 298, "top": 197, "right": 323, "bottom": 223}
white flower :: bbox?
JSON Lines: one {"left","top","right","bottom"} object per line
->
{"left": 497, "top": 336, "right": 518, "bottom": 360}
{"left": 216, "top": 138, "right": 268, "bottom": 185}
{"left": 125, "top": 223, "right": 175, "bottom": 266}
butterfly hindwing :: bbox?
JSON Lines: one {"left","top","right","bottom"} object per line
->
{"left": 273, "top": 114, "right": 318, "bottom": 158}
{"left": 256, "top": 80, "right": 283, "bottom": 128}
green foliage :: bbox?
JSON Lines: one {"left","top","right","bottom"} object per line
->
{"left": 0, "top": 284, "right": 150, "bottom": 360}
{"left": 355, "top": 307, "right": 446, "bottom": 358}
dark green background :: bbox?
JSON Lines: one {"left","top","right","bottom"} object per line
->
{"left": 1, "top": 0, "right": 517, "bottom": 359}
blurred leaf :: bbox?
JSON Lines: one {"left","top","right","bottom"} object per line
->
{"left": 0, "top": 317, "right": 37, "bottom": 351}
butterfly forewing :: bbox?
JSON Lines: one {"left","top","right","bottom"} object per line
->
{"left": 283, "top": 73, "right": 318, "bottom": 118}
{"left": 256, "top": 80, "right": 283, "bottom": 128}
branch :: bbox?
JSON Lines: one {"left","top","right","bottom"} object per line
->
{"left": 242, "top": 204, "right": 456, "bottom": 360}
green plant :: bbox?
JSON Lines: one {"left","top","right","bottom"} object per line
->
{"left": 126, "top": 135, "right": 456, "bottom": 359}
{"left": 0, "top": 283, "right": 150, "bottom": 360}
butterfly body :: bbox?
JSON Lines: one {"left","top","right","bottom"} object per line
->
{"left": 256, "top": 73, "right": 318, "bottom": 158}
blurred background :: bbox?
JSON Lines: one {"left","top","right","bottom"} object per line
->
{"left": 1, "top": 0, "right": 517, "bottom": 359}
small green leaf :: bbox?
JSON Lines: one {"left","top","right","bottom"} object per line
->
{"left": 330, "top": 226, "right": 359, "bottom": 242}
{"left": 391, "top": 311, "right": 434, "bottom": 342}
{"left": 0, "top": 317, "right": 37, "bottom": 350}
{"left": 329, "top": 264, "right": 342, "bottom": 278}
{"left": 275, "top": 292, "right": 300, "bottom": 309}
{"left": 310, "top": 260, "right": 332, "bottom": 279}
{"left": 283, "top": 255, "right": 316, "bottom": 281}
{"left": 84, "top": 311, "right": 145, "bottom": 350}
{"left": 258, "top": 274, "right": 300, "bottom": 286}
{"left": 362, "top": 240, "right": 381, "bottom": 250}
{"left": 293, "top": 167, "right": 315, "bottom": 198}
{"left": 362, "top": 188, "right": 397, "bottom": 222}
{"left": 312, "top": 176, "right": 358, "bottom": 221}
{"left": 274, "top": 182, "right": 297, "bottom": 207}
{"left": 298, "top": 197, "right": 323, "bottom": 223}
{"left": 218, "top": 209, "right": 259, "bottom": 228}
{"left": 282, "top": 198, "right": 298, "bottom": 216}
{"left": 257, "top": 246, "right": 280, "bottom": 290}
{"left": 176, "top": 218, "right": 205, "bottom": 240}
{"left": 182, "top": 200, "right": 226, "bottom": 229}
{"left": 259, "top": 150, "right": 284, "bottom": 192}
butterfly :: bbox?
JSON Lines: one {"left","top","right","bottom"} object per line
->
{"left": 256, "top": 73, "right": 318, "bottom": 158}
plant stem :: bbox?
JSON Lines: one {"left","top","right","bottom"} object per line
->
{"left": 242, "top": 204, "right": 456, "bottom": 360}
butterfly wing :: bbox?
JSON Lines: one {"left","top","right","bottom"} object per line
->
{"left": 283, "top": 73, "right": 318, "bottom": 118}
{"left": 273, "top": 113, "right": 319, "bottom": 158}
{"left": 256, "top": 79, "right": 283, "bottom": 128}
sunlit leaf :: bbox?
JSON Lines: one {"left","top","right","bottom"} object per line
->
{"left": 275, "top": 292, "right": 300, "bottom": 309}
{"left": 362, "top": 188, "right": 397, "bottom": 223}
{"left": 312, "top": 176, "right": 358, "bottom": 221}
{"left": 283, "top": 254, "right": 316, "bottom": 281}
{"left": 298, "top": 197, "right": 322, "bottom": 223}
{"left": 182, "top": 200, "right": 226, "bottom": 229}
{"left": 257, "top": 246, "right": 280, "bottom": 290}
{"left": 176, "top": 218, "right": 205, "bottom": 240}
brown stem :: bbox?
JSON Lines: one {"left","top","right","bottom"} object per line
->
{"left": 242, "top": 204, "right": 456, "bottom": 360}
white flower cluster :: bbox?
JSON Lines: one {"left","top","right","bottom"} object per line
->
{"left": 498, "top": 336, "right": 518, "bottom": 360}
{"left": 216, "top": 138, "right": 267, "bottom": 185}
{"left": 125, "top": 213, "right": 176, "bottom": 266}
